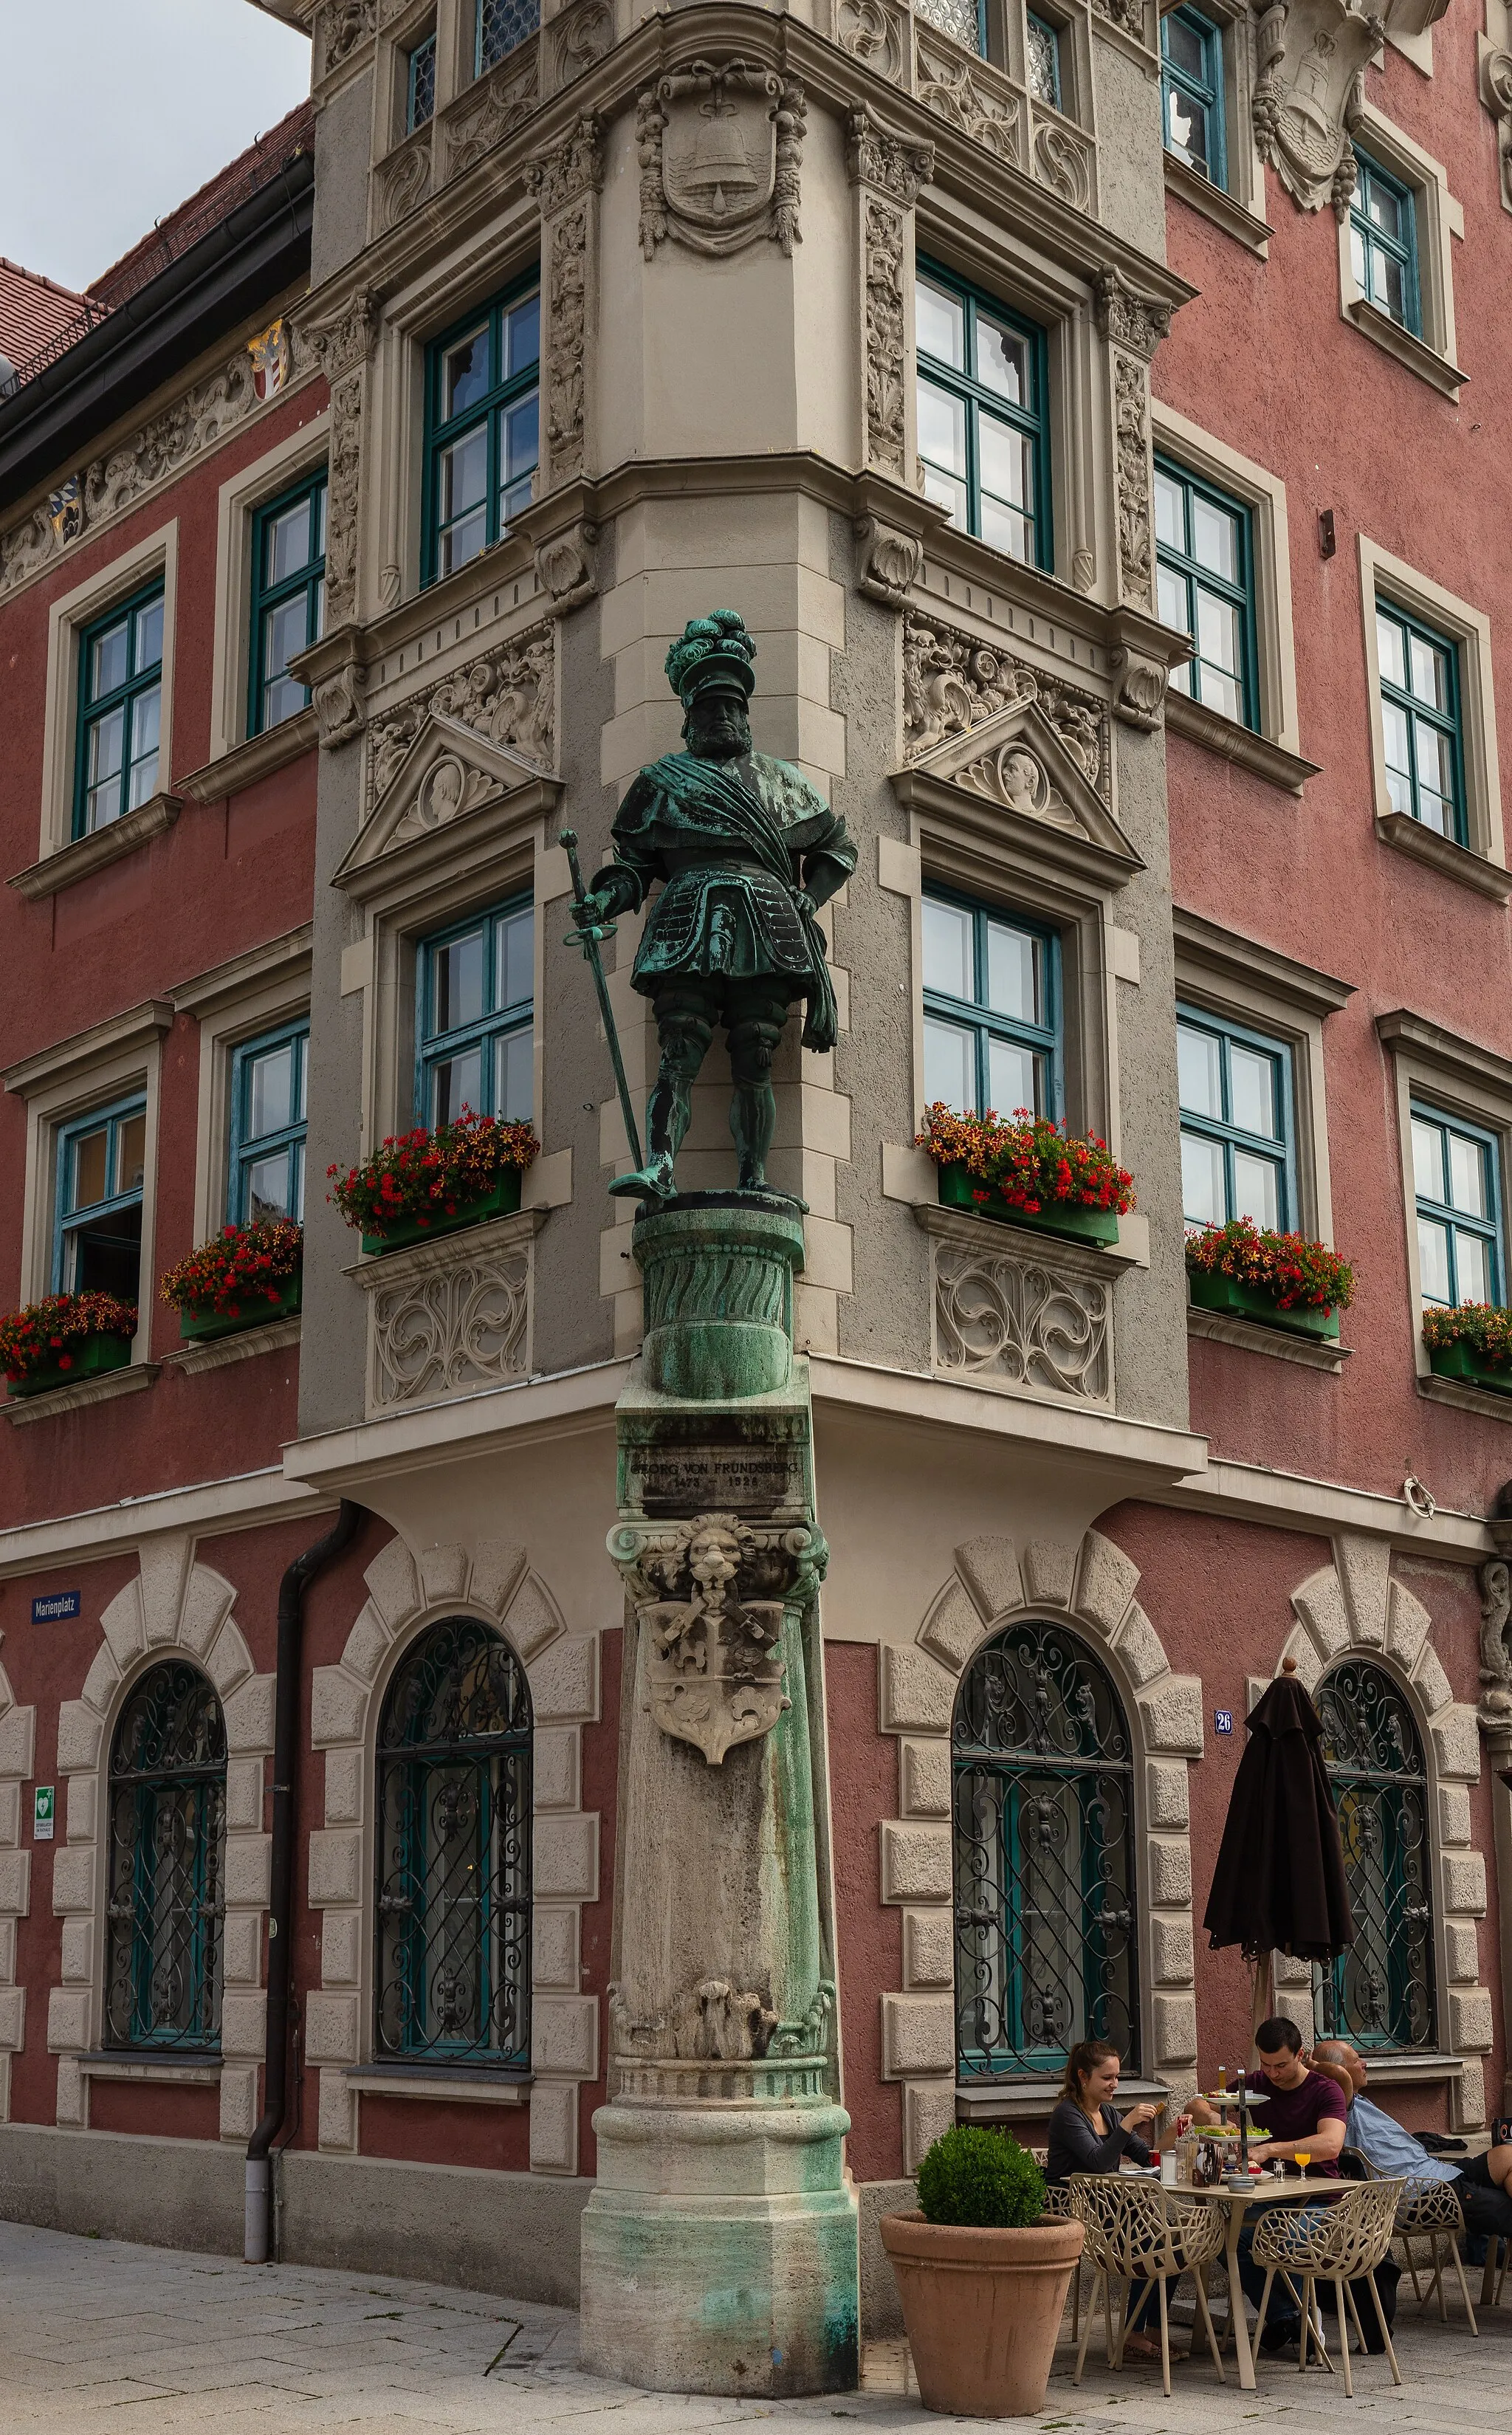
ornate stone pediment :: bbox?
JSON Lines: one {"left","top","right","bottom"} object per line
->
{"left": 334, "top": 713, "right": 558, "bottom": 893}
{"left": 896, "top": 698, "right": 1143, "bottom": 879}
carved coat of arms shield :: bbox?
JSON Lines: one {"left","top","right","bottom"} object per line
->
{"left": 662, "top": 78, "right": 777, "bottom": 246}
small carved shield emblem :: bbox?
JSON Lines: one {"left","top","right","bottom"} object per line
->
{"left": 662, "top": 83, "right": 777, "bottom": 236}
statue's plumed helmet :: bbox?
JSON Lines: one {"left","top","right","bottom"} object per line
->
{"left": 664, "top": 609, "right": 757, "bottom": 707}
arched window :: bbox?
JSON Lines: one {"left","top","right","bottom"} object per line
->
{"left": 375, "top": 1617, "right": 532, "bottom": 2068}
{"left": 952, "top": 1620, "right": 1138, "bottom": 2080}
{"left": 105, "top": 1661, "right": 227, "bottom": 2050}
{"left": 1314, "top": 1658, "right": 1435, "bottom": 2052}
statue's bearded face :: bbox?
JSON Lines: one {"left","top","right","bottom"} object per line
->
{"left": 685, "top": 687, "right": 751, "bottom": 760}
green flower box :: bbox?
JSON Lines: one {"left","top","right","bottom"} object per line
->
{"left": 1426, "top": 1339, "right": 1512, "bottom": 1395}
{"left": 178, "top": 1269, "right": 302, "bottom": 1343}
{"left": 360, "top": 1166, "right": 523, "bottom": 1257}
{"left": 937, "top": 1160, "right": 1121, "bottom": 1247}
{"left": 1186, "top": 1265, "right": 1341, "bottom": 1340}
{"left": 7, "top": 1330, "right": 134, "bottom": 1399}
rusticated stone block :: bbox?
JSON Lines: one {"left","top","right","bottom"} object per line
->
{"left": 1113, "top": 1604, "right": 1167, "bottom": 1687}
{"left": 321, "top": 1909, "right": 362, "bottom": 1987}
{"left": 47, "top": 1987, "right": 90, "bottom": 2053}
{"left": 221, "top": 1991, "right": 268, "bottom": 2059}
{"left": 1147, "top": 1838, "right": 1192, "bottom": 1906}
{"left": 223, "top": 1672, "right": 275, "bottom": 1755}
{"left": 471, "top": 1539, "right": 528, "bottom": 1619}
{"left": 1443, "top": 1847, "right": 1488, "bottom": 1914}
{"left": 1445, "top": 1920, "right": 1480, "bottom": 1982}
{"left": 532, "top": 1904, "right": 579, "bottom": 1991}
{"left": 363, "top": 1536, "right": 421, "bottom": 1629}
{"left": 64, "top": 1776, "right": 96, "bottom": 1844}
{"left": 419, "top": 1544, "right": 472, "bottom": 1607}
{"left": 1138, "top": 1675, "right": 1204, "bottom": 1756}
{"left": 59, "top": 1920, "right": 92, "bottom": 1984}
{"left": 1432, "top": 1706, "right": 1480, "bottom": 1782}
{"left": 310, "top": 1666, "right": 366, "bottom": 1748}
{"left": 1293, "top": 1567, "right": 1349, "bottom": 1661}
{"left": 1448, "top": 1988, "right": 1494, "bottom": 2050}
{"left": 56, "top": 1701, "right": 103, "bottom": 1774}
{"left": 529, "top": 1632, "right": 597, "bottom": 1723}
{"left": 179, "top": 1565, "right": 234, "bottom": 1657}
{"left": 1021, "top": 1539, "right": 1076, "bottom": 1609}
{"left": 204, "top": 1622, "right": 252, "bottom": 1700}
{"left": 532, "top": 1993, "right": 598, "bottom": 2078}
{"left": 0, "top": 1987, "right": 24, "bottom": 2051}
{"left": 1145, "top": 1759, "right": 1189, "bottom": 1830}
{"left": 1334, "top": 1534, "right": 1389, "bottom": 1645}
{"left": 80, "top": 1643, "right": 121, "bottom": 1716}
{"left": 307, "top": 1830, "right": 362, "bottom": 1909}
{"left": 955, "top": 1536, "right": 1023, "bottom": 1624}
{"left": 224, "top": 1833, "right": 272, "bottom": 1908}
{"left": 317, "top": 2067, "right": 357, "bottom": 2151}
{"left": 339, "top": 1601, "right": 390, "bottom": 1686}
{"left": 1453, "top": 2058, "right": 1485, "bottom": 2129}
{"left": 323, "top": 1747, "right": 362, "bottom": 1825}
{"left": 879, "top": 1644, "right": 953, "bottom": 1736}
{"left": 1150, "top": 1914, "right": 1194, "bottom": 1986}
{"left": 1073, "top": 1532, "right": 1139, "bottom": 1637}
{"left": 881, "top": 1991, "right": 955, "bottom": 2078}
{"left": 899, "top": 1737, "right": 951, "bottom": 1818}
{"left": 533, "top": 1725, "right": 580, "bottom": 1811}
{"left": 219, "top": 2066, "right": 259, "bottom": 2143}
{"left": 918, "top": 1579, "right": 985, "bottom": 1675}
{"left": 529, "top": 2078, "right": 579, "bottom": 2175}
{"left": 0, "top": 1784, "right": 16, "bottom": 1848}
{"left": 904, "top": 2078, "right": 956, "bottom": 2172}
{"left": 137, "top": 1537, "right": 191, "bottom": 1643}
{"left": 221, "top": 1913, "right": 261, "bottom": 1986}
{"left": 1386, "top": 1581, "right": 1430, "bottom": 1667}
{"left": 534, "top": 1813, "right": 598, "bottom": 1902}
{"left": 1411, "top": 1643, "right": 1451, "bottom": 1716}
{"left": 506, "top": 1573, "right": 566, "bottom": 1663}
{"left": 1152, "top": 1993, "right": 1197, "bottom": 2066}
{"left": 51, "top": 1848, "right": 94, "bottom": 1917}
{"left": 0, "top": 1852, "right": 31, "bottom": 1916}
{"left": 0, "top": 1710, "right": 34, "bottom": 1782}
{"left": 100, "top": 1580, "right": 144, "bottom": 1665}
{"left": 903, "top": 1909, "right": 955, "bottom": 1990}
{"left": 1438, "top": 1785, "right": 1471, "bottom": 1847}
{"left": 224, "top": 1758, "right": 264, "bottom": 1833}
{"left": 55, "top": 2056, "right": 85, "bottom": 2126}
{"left": 879, "top": 1821, "right": 952, "bottom": 1906}
{"left": 303, "top": 1991, "right": 358, "bottom": 2064}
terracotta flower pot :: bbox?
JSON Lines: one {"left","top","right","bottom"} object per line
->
{"left": 880, "top": 2209, "right": 1083, "bottom": 2419}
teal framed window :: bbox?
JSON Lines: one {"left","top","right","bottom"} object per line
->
{"left": 416, "top": 894, "right": 533, "bottom": 1127}
{"left": 922, "top": 888, "right": 1060, "bottom": 1119}
{"left": 54, "top": 1096, "right": 146, "bottom": 1300}
{"left": 1376, "top": 600, "right": 1464, "bottom": 839}
{"left": 1155, "top": 457, "right": 1257, "bottom": 727}
{"left": 73, "top": 581, "right": 164, "bottom": 837}
{"left": 954, "top": 1621, "right": 1139, "bottom": 2080}
{"left": 1161, "top": 7, "right": 1226, "bottom": 189}
{"left": 1412, "top": 1102, "right": 1502, "bottom": 1307}
{"left": 106, "top": 1661, "right": 227, "bottom": 2054}
{"left": 229, "top": 1021, "right": 308, "bottom": 1225}
{"left": 915, "top": 261, "right": 1052, "bottom": 570}
{"left": 477, "top": 0, "right": 540, "bottom": 75}
{"left": 375, "top": 1616, "right": 532, "bottom": 2069}
{"left": 1178, "top": 1006, "right": 1294, "bottom": 1232}
{"left": 248, "top": 473, "right": 326, "bottom": 738}
{"left": 1350, "top": 149, "right": 1420, "bottom": 334}
{"left": 408, "top": 30, "right": 437, "bottom": 128}
{"left": 1314, "top": 1660, "right": 1434, "bottom": 2054}
{"left": 1025, "top": 12, "right": 1063, "bottom": 106}
{"left": 423, "top": 274, "right": 540, "bottom": 585}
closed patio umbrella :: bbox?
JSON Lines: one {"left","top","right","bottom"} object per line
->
{"left": 1204, "top": 1658, "right": 1353, "bottom": 2036}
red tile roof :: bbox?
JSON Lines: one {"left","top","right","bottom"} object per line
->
{"left": 0, "top": 259, "right": 85, "bottom": 369}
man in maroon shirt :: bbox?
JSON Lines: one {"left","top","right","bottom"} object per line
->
{"left": 1189, "top": 2016, "right": 1350, "bottom": 2349}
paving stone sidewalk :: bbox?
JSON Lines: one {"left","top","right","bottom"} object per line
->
{"left": 1, "top": 2218, "right": 1508, "bottom": 2432}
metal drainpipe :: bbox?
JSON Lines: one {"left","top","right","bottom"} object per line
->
{"left": 245, "top": 1500, "right": 363, "bottom": 2264}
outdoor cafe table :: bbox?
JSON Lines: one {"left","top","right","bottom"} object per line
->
{"left": 1156, "top": 2174, "right": 1350, "bottom": 2391}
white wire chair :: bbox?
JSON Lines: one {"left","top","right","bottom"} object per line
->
{"left": 1250, "top": 2177, "right": 1406, "bottom": 2399}
{"left": 1393, "top": 2176, "right": 1480, "bottom": 2332}
{"left": 1065, "top": 2174, "right": 1228, "bottom": 2398}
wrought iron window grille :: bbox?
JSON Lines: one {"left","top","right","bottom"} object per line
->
{"left": 953, "top": 1619, "right": 1139, "bottom": 2080}
{"left": 375, "top": 1617, "right": 532, "bottom": 2070}
{"left": 1313, "top": 1658, "right": 1436, "bottom": 2053}
{"left": 105, "top": 1661, "right": 227, "bottom": 2053}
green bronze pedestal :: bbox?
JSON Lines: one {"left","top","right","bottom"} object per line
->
{"left": 580, "top": 1194, "right": 859, "bottom": 2398}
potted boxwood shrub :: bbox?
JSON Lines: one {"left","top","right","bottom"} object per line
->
{"left": 1422, "top": 1300, "right": 1512, "bottom": 1395}
{"left": 1185, "top": 1218, "right": 1355, "bottom": 1342}
{"left": 0, "top": 1290, "right": 138, "bottom": 1399}
{"left": 328, "top": 1110, "right": 540, "bottom": 1254}
{"left": 881, "top": 2124, "right": 1082, "bottom": 2417}
{"left": 917, "top": 1103, "right": 1134, "bottom": 1249}
{"left": 160, "top": 1218, "right": 303, "bottom": 1342}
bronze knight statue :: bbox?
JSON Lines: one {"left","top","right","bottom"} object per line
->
{"left": 571, "top": 610, "right": 856, "bottom": 1203}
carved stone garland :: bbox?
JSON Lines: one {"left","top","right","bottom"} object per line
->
{"left": 636, "top": 59, "right": 807, "bottom": 260}
{"left": 525, "top": 117, "right": 602, "bottom": 490}
{"left": 366, "top": 625, "right": 556, "bottom": 812}
{"left": 847, "top": 111, "right": 935, "bottom": 482}
{"left": 1093, "top": 273, "right": 1169, "bottom": 619}
{"left": 903, "top": 611, "right": 1109, "bottom": 800}
{"left": 309, "top": 290, "right": 381, "bottom": 632}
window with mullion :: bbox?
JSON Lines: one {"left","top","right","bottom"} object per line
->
{"left": 74, "top": 581, "right": 165, "bottom": 837}
{"left": 922, "top": 889, "right": 1060, "bottom": 1120}
{"left": 1025, "top": 12, "right": 1063, "bottom": 108}
{"left": 55, "top": 1094, "right": 147, "bottom": 1299}
{"left": 417, "top": 895, "right": 534, "bottom": 1127}
{"left": 476, "top": 0, "right": 542, "bottom": 78}
{"left": 1375, "top": 599, "right": 1464, "bottom": 840}
{"left": 408, "top": 30, "right": 437, "bottom": 129}
{"left": 1350, "top": 149, "right": 1420, "bottom": 334}
{"left": 1155, "top": 458, "right": 1257, "bottom": 729}
{"left": 424, "top": 275, "right": 540, "bottom": 585}
{"left": 1412, "top": 1102, "right": 1502, "bottom": 1308}
{"left": 248, "top": 473, "right": 327, "bottom": 738}
{"left": 1161, "top": 7, "right": 1227, "bottom": 190}
{"left": 1177, "top": 1006, "right": 1293, "bottom": 1232}
{"left": 230, "top": 1020, "right": 309, "bottom": 1224}
{"left": 915, "top": 261, "right": 1052, "bottom": 572}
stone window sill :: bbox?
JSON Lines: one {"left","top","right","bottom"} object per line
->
{"left": 1418, "top": 1372, "right": 1512, "bottom": 1422}
{"left": 1164, "top": 154, "right": 1272, "bottom": 256}
{"left": 1164, "top": 690, "right": 1319, "bottom": 795}
{"left": 1376, "top": 810, "right": 1512, "bottom": 901}
{"left": 1345, "top": 297, "right": 1465, "bottom": 400}
{"left": 345, "top": 2064, "right": 532, "bottom": 2105}
{"left": 176, "top": 707, "right": 319, "bottom": 805}
{"left": 1187, "top": 1305, "right": 1350, "bottom": 1373}
{"left": 913, "top": 1198, "right": 1149, "bottom": 1277}
{"left": 163, "top": 1316, "right": 301, "bottom": 1376}
{"left": 958, "top": 2075, "right": 1173, "bottom": 2123}
{"left": 8, "top": 794, "right": 181, "bottom": 903}
{"left": 78, "top": 2050, "right": 222, "bottom": 2086}
{"left": 1355, "top": 2051, "right": 1464, "bottom": 2086}
{"left": 3, "top": 1364, "right": 158, "bottom": 1426}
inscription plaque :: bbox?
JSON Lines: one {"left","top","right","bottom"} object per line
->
{"left": 627, "top": 1440, "right": 804, "bottom": 1517}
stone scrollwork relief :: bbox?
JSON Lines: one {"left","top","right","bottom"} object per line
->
{"left": 1109, "top": 643, "right": 1169, "bottom": 732}
{"left": 307, "top": 289, "right": 380, "bottom": 631}
{"left": 361, "top": 1225, "right": 532, "bottom": 1412}
{"left": 441, "top": 50, "right": 540, "bottom": 183}
{"left": 366, "top": 625, "right": 555, "bottom": 811}
{"left": 608, "top": 1511, "right": 827, "bottom": 1765}
{"left": 534, "top": 521, "right": 598, "bottom": 615}
{"left": 862, "top": 197, "right": 907, "bottom": 476}
{"left": 1032, "top": 111, "right": 1094, "bottom": 213}
{"left": 524, "top": 110, "right": 604, "bottom": 218}
{"left": 550, "top": 0, "right": 615, "bottom": 91}
{"left": 1252, "top": 0, "right": 1378, "bottom": 218}
{"left": 525, "top": 118, "right": 603, "bottom": 487}
{"left": 838, "top": 0, "right": 907, "bottom": 82}
{"left": 636, "top": 59, "right": 807, "bottom": 261}
{"left": 312, "top": 661, "right": 367, "bottom": 749}
{"left": 856, "top": 515, "right": 924, "bottom": 608}
{"left": 1113, "top": 354, "right": 1155, "bottom": 611}
{"left": 1095, "top": 267, "right": 1174, "bottom": 362}
{"left": 932, "top": 1232, "right": 1112, "bottom": 1401}
{"left": 903, "top": 613, "right": 1109, "bottom": 799}
{"left": 375, "top": 128, "right": 433, "bottom": 231}
{"left": 846, "top": 105, "right": 935, "bottom": 207}
{"left": 913, "top": 30, "right": 1025, "bottom": 166}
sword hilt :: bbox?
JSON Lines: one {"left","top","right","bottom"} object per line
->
{"left": 559, "top": 827, "right": 616, "bottom": 948}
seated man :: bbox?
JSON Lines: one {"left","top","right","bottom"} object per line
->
{"left": 1189, "top": 2015, "right": 1348, "bottom": 2352}
{"left": 1313, "top": 2038, "right": 1512, "bottom": 2243}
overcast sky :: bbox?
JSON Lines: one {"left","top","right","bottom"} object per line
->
{"left": 1, "top": 1, "right": 312, "bottom": 292}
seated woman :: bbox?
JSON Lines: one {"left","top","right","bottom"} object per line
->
{"left": 1047, "top": 2038, "right": 1166, "bottom": 2361}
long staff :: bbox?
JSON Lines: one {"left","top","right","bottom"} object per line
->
{"left": 559, "top": 828, "right": 645, "bottom": 1175}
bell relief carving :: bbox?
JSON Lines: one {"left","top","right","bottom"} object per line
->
{"left": 1251, "top": 0, "right": 1381, "bottom": 218}
{"left": 636, "top": 59, "right": 807, "bottom": 259}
